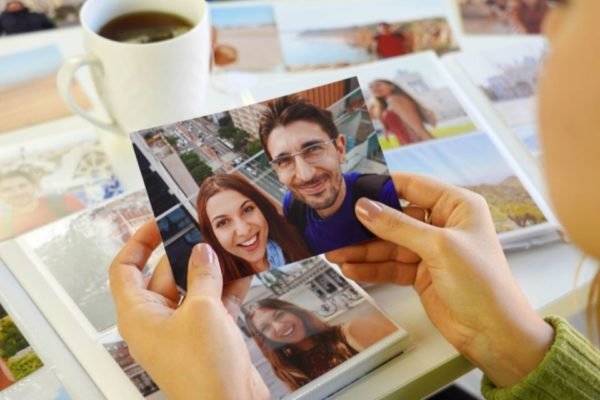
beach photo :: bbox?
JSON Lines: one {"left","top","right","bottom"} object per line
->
{"left": 238, "top": 257, "right": 400, "bottom": 399}
{"left": 131, "top": 77, "right": 401, "bottom": 287}
{"left": 19, "top": 190, "right": 155, "bottom": 333}
{"left": 0, "top": 0, "right": 84, "bottom": 37}
{"left": 384, "top": 131, "right": 547, "bottom": 234}
{"left": 277, "top": 0, "right": 458, "bottom": 71}
{"left": 210, "top": 4, "right": 283, "bottom": 71}
{"left": 0, "top": 45, "right": 90, "bottom": 133}
{"left": 0, "top": 126, "right": 123, "bottom": 240}
{"left": 458, "top": 0, "right": 550, "bottom": 35}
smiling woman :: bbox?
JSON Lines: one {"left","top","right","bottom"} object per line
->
{"left": 244, "top": 298, "right": 397, "bottom": 391}
{"left": 196, "top": 173, "right": 310, "bottom": 281}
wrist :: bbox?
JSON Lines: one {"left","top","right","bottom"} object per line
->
{"left": 466, "top": 311, "right": 555, "bottom": 388}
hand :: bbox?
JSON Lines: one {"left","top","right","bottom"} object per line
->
{"left": 326, "top": 173, "right": 554, "bottom": 388}
{"left": 109, "top": 221, "right": 269, "bottom": 400}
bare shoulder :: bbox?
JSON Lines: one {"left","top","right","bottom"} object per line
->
{"left": 341, "top": 314, "right": 398, "bottom": 352}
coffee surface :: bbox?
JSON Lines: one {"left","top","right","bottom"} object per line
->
{"left": 99, "top": 11, "right": 193, "bottom": 44}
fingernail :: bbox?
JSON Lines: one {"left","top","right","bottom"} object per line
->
{"left": 192, "top": 243, "right": 216, "bottom": 266}
{"left": 356, "top": 198, "right": 383, "bottom": 222}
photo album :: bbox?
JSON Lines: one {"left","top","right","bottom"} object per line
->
{"left": 0, "top": 0, "right": 562, "bottom": 399}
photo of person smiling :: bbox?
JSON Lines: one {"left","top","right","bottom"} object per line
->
{"left": 196, "top": 174, "right": 310, "bottom": 281}
{"left": 259, "top": 96, "right": 402, "bottom": 254}
{"left": 244, "top": 298, "right": 397, "bottom": 391}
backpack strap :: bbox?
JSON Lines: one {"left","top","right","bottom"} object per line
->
{"left": 352, "top": 174, "right": 391, "bottom": 203}
{"left": 286, "top": 197, "right": 308, "bottom": 237}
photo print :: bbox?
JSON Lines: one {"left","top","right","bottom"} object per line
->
{"left": 210, "top": 3, "right": 283, "bottom": 71}
{"left": 276, "top": 0, "right": 458, "bottom": 71}
{"left": 356, "top": 51, "right": 477, "bottom": 150}
{"left": 19, "top": 190, "right": 155, "bottom": 333}
{"left": 0, "top": 45, "right": 91, "bottom": 133}
{"left": 131, "top": 77, "right": 402, "bottom": 288}
{"left": 458, "top": 0, "right": 550, "bottom": 35}
{"left": 0, "top": 301, "right": 43, "bottom": 393}
{"left": 239, "top": 257, "right": 400, "bottom": 399}
{"left": 0, "top": 0, "right": 84, "bottom": 37}
{"left": 452, "top": 42, "right": 547, "bottom": 156}
{"left": 0, "top": 127, "right": 123, "bottom": 241}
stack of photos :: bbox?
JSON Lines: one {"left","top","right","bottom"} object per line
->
{"left": 0, "top": 126, "right": 123, "bottom": 241}
{"left": 131, "top": 78, "right": 408, "bottom": 398}
{"left": 208, "top": 0, "right": 458, "bottom": 73}
{"left": 356, "top": 52, "right": 551, "bottom": 237}
{"left": 131, "top": 77, "right": 401, "bottom": 286}
{"left": 0, "top": 301, "right": 69, "bottom": 400}
{"left": 458, "top": 0, "right": 550, "bottom": 35}
{"left": 0, "top": 0, "right": 85, "bottom": 37}
{"left": 0, "top": 45, "right": 90, "bottom": 133}
{"left": 451, "top": 41, "right": 547, "bottom": 157}
{"left": 239, "top": 257, "right": 402, "bottom": 399}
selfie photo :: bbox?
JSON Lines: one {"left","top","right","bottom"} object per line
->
{"left": 238, "top": 257, "right": 401, "bottom": 399}
{"left": 131, "top": 77, "right": 401, "bottom": 286}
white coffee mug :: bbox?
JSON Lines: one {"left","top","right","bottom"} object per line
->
{"left": 58, "top": 0, "right": 211, "bottom": 133}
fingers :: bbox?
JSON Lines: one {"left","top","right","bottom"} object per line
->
{"left": 186, "top": 244, "right": 223, "bottom": 300}
{"left": 355, "top": 198, "right": 438, "bottom": 257}
{"left": 340, "top": 261, "right": 418, "bottom": 286}
{"left": 326, "top": 239, "right": 418, "bottom": 265}
{"left": 110, "top": 220, "right": 162, "bottom": 308}
{"left": 390, "top": 173, "right": 458, "bottom": 210}
{"left": 222, "top": 276, "right": 252, "bottom": 319}
{"left": 148, "top": 255, "right": 180, "bottom": 303}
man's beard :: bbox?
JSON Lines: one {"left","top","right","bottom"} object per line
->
{"left": 290, "top": 171, "right": 343, "bottom": 212}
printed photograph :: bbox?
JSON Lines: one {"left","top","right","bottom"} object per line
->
{"left": 100, "top": 331, "right": 162, "bottom": 399}
{"left": 131, "top": 77, "right": 401, "bottom": 287}
{"left": 0, "top": 302, "right": 43, "bottom": 393}
{"left": 454, "top": 42, "right": 547, "bottom": 155}
{"left": 0, "top": 127, "right": 123, "bottom": 241}
{"left": 0, "top": 0, "right": 83, "bottom": 36}
{"left": 277, "top": 0, "right": 458, "bottom": 71}
{"left": 458, "top": 0, "right": 550, "bottom": 35}
{"left": 19, "top": 190, "right": 155, "bottom": 333}
{"left": 0, "top": 45, "right": 90, "bottom": 133}
{"left": 356, "top": 51, "right": 478, "bottom": 150}
{"left": 0, "top": 366, "right": 69, "bottom": 400}
{"left": 239, "top": 257, "right": 400, "bottom": 399}
{"left": 210, "top": 4, "right": 283, "bottom": 71}
{"left": 384, "top": 131, "right": 547, "bottom": 234}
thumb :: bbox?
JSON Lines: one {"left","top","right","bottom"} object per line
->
{"left": 186, "top": 243, "right": 223, "bottom": 300}
{"left": 355, "top": 198, "right": 438, "bottom": 257}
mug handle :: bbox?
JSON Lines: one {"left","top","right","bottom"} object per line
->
{"left": 57, "top": 55, "right": 121, "bottom": 133}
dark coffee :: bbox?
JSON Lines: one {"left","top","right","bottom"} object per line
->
{"left": 99, "top": 11, "right": 193, "bottom": 44}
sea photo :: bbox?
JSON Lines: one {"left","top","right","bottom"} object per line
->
{"left": 0, "top": 45, "right": 90, "bottom": 133}
{"left": 239, "top": 257, "right": 401, "bottom": 399}
{"left": 276, "top": 0, "right": 458, "bottom": 71}
{"left": 131, "top": 77, "right": 401, "bottom": 287}
{"left": 0, "top": 125, "right": 123, "bottom": 240}
{"left": 18, "top": 190, "right": 155, "bottom": 333}
{"left": 384, "top": 131, "right": 547, "bottom": 235}
{"left": 453, "top": 41, "right": 547, "bottom": 155}
{"left": 210, "top": 3, "right": 283, "bottom": 71}
{"left": 355, "top": 51, "right": 478, "bottom": 150}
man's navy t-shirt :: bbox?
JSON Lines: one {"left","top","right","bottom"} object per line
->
{"left": 282, "top": 172, "right": 400, "bottom": 254}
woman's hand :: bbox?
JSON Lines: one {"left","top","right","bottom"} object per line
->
{"left": 109, "top": 221, "right": 268, "bottom": 400}
{"left": 326, "top": 173, "right": 554, "bottom": 388}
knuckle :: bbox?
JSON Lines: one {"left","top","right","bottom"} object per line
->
{"left": 185, "top": 295, "right": 221, "bottom": 314}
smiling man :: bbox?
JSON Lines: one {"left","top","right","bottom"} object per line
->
{"left": 259, "top": 96, "right": 401, "bottom": 254}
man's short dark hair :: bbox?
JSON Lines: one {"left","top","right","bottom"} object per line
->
{"left": 258, "top": 96, "right": 339, "bottom": 160}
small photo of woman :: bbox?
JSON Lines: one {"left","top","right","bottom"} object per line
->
{"left": 239, "top": 258, "right": 402, "bottom": 398}
{"left": 197, "top": 174, "right": 310, "bottom": 281}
